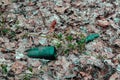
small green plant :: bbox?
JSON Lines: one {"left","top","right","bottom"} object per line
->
{"left": 57, "top": 33, "right": 62, "bottom": 40}
{"left": 76, "top": 34, "right": 86, "bottom": 53}
{"left": 28, "top": 66, "right": 33, "bottom": 72}
{"left": 0, "top": 28, "right": 16, "bottom": 39}
{"left": 0, "top": 28, "right": 10, "bottom": 35}
{"left": 22, "top": 32, "right": 29, "bottom": 39}
{"left": 1, "top": 64, "right": 8, "bottom": 74}
{"left": 8, "top": 30, "right": 16, "bottom": 38}
{"left": 0, "top": 16, "right": 16, "bottom": 38}
{"left": 66, "top": 35, "right": 73, "bottom": 41}
{"left": 23, "top": 73, "right": 33, "bottom": 80}
{"left": 39, "top": 70, "right": 44, "bottom": 75}
{"left": 53, "top": 33, "right": 63, "bottom": 40}
{"left": 55, "top": 43, "right": 62, "bottom": 48}
{"left": 22, "top": 66, "right": 33, "bottom": 80}
{"left": 67, "top": 43, "right": 75, "bottom": 49}
{"left": 64, "top": 49, "right": 69, "bottom": 54}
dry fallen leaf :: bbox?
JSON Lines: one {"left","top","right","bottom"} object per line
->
{"left": 11, "top": 61, "right": 26, "bottom": 74}
{"left": 27, "top": 1, "right": 35, "bottom": 6}
{"left": 0, "top": 0, "right": 11, "bottom": 5}
{"left": 49, "top": 20, "right": 57, "bottom": 33}
{"left": 96, "top": 19, "right": 110, "bottom": 27}
{"left": 54, "top": 6, "right": 69, "bottom": 14}
{"left": 80, "top": 71, "right": 92, "bottom": 80}
{"left": 114, "top": 39, "right": 120, "bottom": 47}
{"left": 80, "top": 71, "right": 86, "bottom": 77}
{"left": 0, "top": 48, "right": 6, "bottom": 53}
{"left": 109, "top": 72, "right": 119, "bottom": 80}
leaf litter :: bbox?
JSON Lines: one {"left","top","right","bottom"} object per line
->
{"left": 0, "top": 0, "right": 120, "bottom": 79}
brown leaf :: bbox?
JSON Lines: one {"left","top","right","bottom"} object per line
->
{"left": 54, "top": 6, "right": 68, "bottom": 14}
{"left": 49, "top": 20, "right": 57, "bottom": 33}
{"left": 96, "top": 19, "right": 110, "bottom": 27}
{"left": 0, "top": 0, "right": 11, "bottom": 5}
{"left": 11, "top": 61, "right": 26, "bottom": 74}
{"left": 28, "top": 1, "right": 35, "bottom": 6}
{"left": 80, "top": 71, "right": 86, "bottom": 77}
{"left": 0, "top": 48, "right": 6, "bottom": 53}
{"left": 109, "top": 72, "right": 120, "bottom": 80}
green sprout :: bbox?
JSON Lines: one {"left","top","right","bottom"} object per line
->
{"left": 57, "top": 33, "right": 62, "bottom": 40}
{"left": 0, "top": 16, "right": 16, "bottom": 38}
{"left": 23, "top": 73, "right": 33, "bottom": 80}
{"left": 1, "top": 64, "right": 8, "bottom": 74}
{"left": 67, "top": 43, "right": 75, "bottom": 49}
{"left": 53, "top": 33, "right": 63, "bottom": 40}
{"left": 0, "top": 28, "right": 10, "bottom": 35}
{"left": 0, "top": 28, "right": 16, "bottom": 39}
{"left": 28, "top": 66, "right": 33, "bottom": 72}
{"left": 64, "top": 49, "right": 69, "bottom": 54}
{"left": 55, "top": 43, "right": 62, "bottom": 48}
{"left": 66, "top": 35, "right": 73, "bottom": 41}
{"left": 76, "top": 34, "right": 86, "bottom": 53}
{"left": 8, "top": 30, "right": 16, "bottom": 38}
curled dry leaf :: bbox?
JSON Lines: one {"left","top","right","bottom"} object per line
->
{"left": 54, "top": 6, "right": 69, "bottom": 14}
{"left": 49, "top": 20, "right": 57, "bottom": 33}
{"left": 96, "top": 19, "right": 110, "bottom": 27}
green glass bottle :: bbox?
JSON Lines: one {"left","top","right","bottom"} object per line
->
{"left": 86, "top": 33, "right": 99, "bottom": 43}
{"left": 25, "top": 46, "right": 57, "bottom": 60}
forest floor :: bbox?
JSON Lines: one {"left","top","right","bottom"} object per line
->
{"left": 0, "top": 0, "right": 120, "bottom": 80}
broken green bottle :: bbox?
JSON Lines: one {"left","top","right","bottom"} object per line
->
{"left": 86, "top": 33, "right": 99, "bottom": 43}
{"left": 25, "top": 46, "right": 57, "bottom": 60}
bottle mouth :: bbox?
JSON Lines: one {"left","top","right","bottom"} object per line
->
{"left": 48, "top": 46, "right": 57, "bottom": 60}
